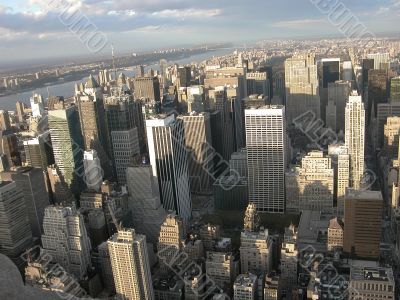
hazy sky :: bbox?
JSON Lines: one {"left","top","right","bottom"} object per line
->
{"left": 0, "top": 0, "right": 399, "bottom": 65}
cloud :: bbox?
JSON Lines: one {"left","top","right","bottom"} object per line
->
{"left": 152, "top": 8, "right": 221, "bottom": 18}
{"left": 272, "top": 18, "right": 328, "bottom": 29}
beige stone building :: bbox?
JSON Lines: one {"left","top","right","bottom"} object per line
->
{"left": 107, "top": 229, "right": 154, "bottom": 300}
{"left": 233, "top": 273, "right": 257, "bottom": 300}
{"left": 384, "top": 116, "right": 400, "bottom": 158}
{"left": 327, "top": 217, "right": 344, "bottom": 251}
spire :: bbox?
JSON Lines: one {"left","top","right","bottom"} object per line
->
{"left": 243, "top": 203, "right": 260, "bottom": 232}
{"left": 86, "top": 74, "right": 99, "bottom": 89}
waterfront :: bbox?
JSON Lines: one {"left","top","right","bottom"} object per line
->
{"left": 0, "top": 48, "right": 233, "bottom": 111}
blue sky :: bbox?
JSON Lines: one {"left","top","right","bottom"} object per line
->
{"left": 0, "top": 0, "right": 399, "bottom": 65}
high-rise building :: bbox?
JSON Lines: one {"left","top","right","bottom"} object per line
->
{"left": 186, "top": 85, "right": 206, "bottom": 113}
{"left": 46, "top": 165, "right": 74, "bottom": 204}
{"left": 0, "top": 110, "right": 11, "bottom": 131}
{"left": 111, "top": 128, "right": 140, "bottom": 185}
{"left": 280, "top": 225, "right": 298, "bottom": 288}
{"left": 367, "top": 69, "right": 388, "bottom": 123}
{"left": 0, "top": 131, "right": 20, "bottom": 168}
{"left": 384, "top": 116, "right": 400, "bottom": 159}
{"left": 76, "top": 76, "right": 111, "bottom": 176}
{"left": 208, "top": 88, "right": 234, "bottom": 161}
{"left": 48, "top": 106, "right": 84, "bottom": 195}
{"left": 285, "top": 53, "right": 320, "bottom": 125}
{"left": 286, "top": 151, "right": 334, "bottom": 214}
{"left": 30, "top": 93, "right": 44, "bottom": 118}
{"left": 104, "top": 93, "right": 147, "bottom": 155}
{"left": 367, "top": 52, "right": 390, "bottom": 70}
{"left": 157, "top": 213, "right": 184, "bottom": 274}
{"left": 23, "top": 132, "right": 53, "bottom": 170}
{"left": 233, "top": 273, "right": 257, "bottom": 300}
{"left": 240, "top": 204, "right": 274, "bottom": 274}
{"left": 1, "top": 167, "right": 50, "bottom": 239}
{"left": 15, "top": 101, "right": 25, "bottom": 123}
{"left": 245, "top": 106, "right": 286, "bottom": 213}
{"left": 83, "top": 150, "right": 102, "bottom": 191}
{"left": 125, "top": 165, "right": 166, "bottom": 245}
{"left": 377, "top": 103, "right": 400, "bottom": 148}
{"left": 107, "top": 229, "right": 154, "bottom": 300}
{"left": 247, "top": 71, "right": 271, "bottom": 99}
{"left": 230, "top": 149, "right": 247, "bottom": 178}
{"left": 345, "top": 92, "right": 365, "bottom": 189}
{"left": 97, "top": 241, "right": 115, "bottom": 292}
{"left": 342, "top": 61, "right": 353, "bottom": 81}
{"left": 264, "top": 273, "right": 280, "bottom": 300}
{"left": 390, "top": 76, "right": 400, "bottom": 103}
{"left": 327, "top": 217, "right": 344, "bottom": 251}
{"left": 146, "top": 115, "right": 192, "bottom": 220}
{"left": 0, "top": 181, "right": 32, "bottom": 259}
{"left": 328, "top": 144, "right": 350, "bottom": 216}
{"left": 343, "top": 189, "right": 382, "bottom": 259}
{"left": 178, "top": 113, "right": 214, "bottom": 194}
{"left": 321, "top": 58, "right": 340, "bottom": 88}
{"left": 41, "top": 205, "right": 92, "bottom": 279}
{"left": 134, "top": 76, "right": 161, "bottom": 103}
{"left": 326, "top": 81, "right": 351, "bottom": 133}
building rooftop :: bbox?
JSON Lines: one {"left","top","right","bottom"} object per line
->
{"left": 234, "top": 273, "right": 257, "bottom": 287}
{"left": 351, "top": 265, "right": 394, "bottom": 282}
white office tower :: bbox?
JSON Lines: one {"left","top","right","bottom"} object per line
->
{"left": 234, "top": 273, "right": 257, "bottom": 300}
{"left": 240, "top": 204, "right": 274, "bottom": 274}
{"left": 0, "top": 181, "right": 32, "bottom": 259}
{"left": 41, "top": 205, "right": 91, "bottom": 279}
{"left": 30, "top": 93, "right": 44, "bottom": 117}
{"left": 126, "top": 165, "right": 167, "bottom": 245}
{"left": 111, "top": 128, "right": 140, "bottom": 185}
{"left": 83, "top": 150, "right": 102, "bottom": 191}
{"left": 345, "top": 92, "right": 365, "bottom": 189}
{"left": 281, "top": 225, "right": 298, "bottom": 288}
{"left": 146, "top": 115, "right": 192, "bottom": 220}
{"left": 284, "top": 53, "right": 320, "bottom": 125}
{"left": 286, "top": 151, "right": 334, "bottom": 214}
{"left": 245, "top": 106, "right": 286, "bottom": 213}
{"left": 328, "top": 144, "right": 350, "bottom": 217}
{"left": 107, "top": 229, "right": 155, "bottom": 300}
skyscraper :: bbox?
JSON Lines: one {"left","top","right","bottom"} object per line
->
{"left": 390, "top": 76, "right": 400, "bottom": 103}
{"left": 245, "top": 106, "right": 286, "bottom": 213}
{"left": 111, "top": 128, "right": 140, "bottom": 185}
{"left": 0, "top": 181, "right": 32, "bottom": 259}
{"left": 326, "top": 81, "right": 351, "bottom": 133}
{"left": 281, "top": 225, "right": 298, "bottom": 288}
{"left": 157, "top": 213, "right": 184, "bottom": 274}
{"left": 146, "top": 115, "right": 192, "bottom": 220}
{"left": 321, "top": 58, "right": 340, "bottom": 88}
{"left": 1, "top": 167, "right": 50, "bottom": 239}
{"left": 0, "top": 110, "right": 11, "bottom": 131}
{"left": 30, "top": 93, "right": 44, "bottom": 118}
{"left": 23, "top": 132, "right": 53, "bottom": 170}
{"left": 104, "top": 93, "right": 147, "bottom": 155}
{"left": 367, "top": 52, "right": 390, "bottom": 70}
{"left": 125, "top": 165, "right": 166, "bottom": 245}
{"left": 83, "top": 150, "right": 103, "bottom": 191}
{"left": 285, "top": 53, "right": 320, "bottom": 125}
{"left": 178, "top": 112, "right": 214, "bottom": 194}
{"left": 41, "top": 205, "right": 92, "bottom": 279}
{"left": 107, "top": 229, "right": 154, "bottom": 300}
{"left": 48, "top": 106, "right": 84, "bottom": 195}
{"left": 343, "top": 189, "right": 382, "bottom": 259}
{"left": 76, "top": 75, "right": 111, "bottom": 175}
{"left": 345, "top": 92, "right": 365, "bottom": 189}
{"left": 133, "top": 76, "right": 161, "bottom": 103}
{"left": 367, "top": 69, "right": 388, "bottom": 123}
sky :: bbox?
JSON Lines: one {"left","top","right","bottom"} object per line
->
{"left": 0, "top": 0, "right": 399, "bottom": 66}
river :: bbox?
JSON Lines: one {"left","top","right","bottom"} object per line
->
{"left": 0, "top": 48, "right": 234, "bottom": 111}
